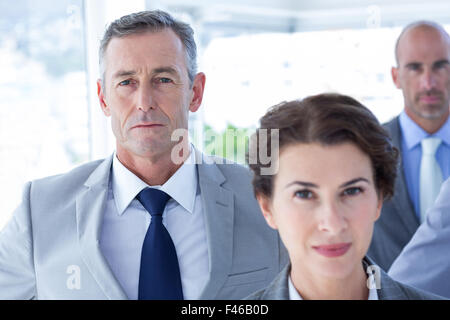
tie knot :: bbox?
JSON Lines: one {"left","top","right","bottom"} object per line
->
{"left": 137, "top": 188, "right": 171, "bottom": 216}
{"left": 421, "top": 137, "right": 442, "bottom": 156}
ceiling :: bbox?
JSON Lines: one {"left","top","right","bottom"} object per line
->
{"left": 146, "top": 0, "right": 450, "bottom": 37}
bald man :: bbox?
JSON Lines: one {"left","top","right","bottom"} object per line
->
{"left": 367, "top": 21, "right": 450, "bottom": 271}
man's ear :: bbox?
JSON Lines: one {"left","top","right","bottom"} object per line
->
{"left": 256, "top": 194, "right": 278, "bottom": 230}
{"left": 188, "top": 72, "right": 206, "bottom": 113}
{"left": 391, "top": 66, "right": 401, "bottom": 89}
{"left": 97, "top": 79, "right": 111, "bottom": 116}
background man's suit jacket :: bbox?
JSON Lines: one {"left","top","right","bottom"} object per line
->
{"left": 367, "top": 116, "right": 419, "bottom": 271}
{"left": 389, "top": 177, "right": 450, "bottom": 298}
{"left": 246, "top": 257, "right": 445, "bottom": 300}
{"left": 0, "top": 151, "right": 288, "bottom": 299}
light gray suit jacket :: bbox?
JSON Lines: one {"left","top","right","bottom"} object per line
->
{"left": 0, "top": 151, "right": 288, "bottom": 299}
{"left": 246, "top": 257, "right": 445, "bottom": 300}
{"left": 367, "top": 116, "right": 419, "bottom": 271}
{"left": 389, "top": 177, "right": 450, "bottom": 298}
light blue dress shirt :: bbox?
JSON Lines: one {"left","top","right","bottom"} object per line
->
{"left": 398, "top": 111, "right": 450, "bottom": 220}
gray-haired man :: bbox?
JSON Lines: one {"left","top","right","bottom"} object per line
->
{"left": 0, "top": 10, "right": 287, "bottom": 300}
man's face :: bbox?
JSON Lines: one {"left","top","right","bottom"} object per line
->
{"left": 392, "top": 26, "right": 450, "bottom": 122}
{"left": 97, "top": 29, "right": 205, "bottom": 161}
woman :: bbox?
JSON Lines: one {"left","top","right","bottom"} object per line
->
{"left": 246, "top": 93, "right": 444, "bottom": 300}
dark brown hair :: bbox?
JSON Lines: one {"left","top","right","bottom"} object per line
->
{"left": 247, "top": 93, "right": 399, "bottom": 200}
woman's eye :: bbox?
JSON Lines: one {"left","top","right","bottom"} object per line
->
{"left": 343, "top": 187, "right": 363, "bottom": 196}
{"left": 294, "top": 190, "right": 314, "bottom": 199}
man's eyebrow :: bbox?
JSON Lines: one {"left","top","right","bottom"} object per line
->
{"left": 433, "top": 59, "right": 450, "bottom": 66}
{"left": 285, "top": 181, "right": 319, "bottom": 189}
{"left": 404, "top": 62, "right": 422, "bottom": 68}
{"left": 339, "top": 178, "right": 370, "bottom": 188}
{"left": 112, "top": 70, "right": 136, "bottom": 79}
{"left": 152, "top": 67, "right": 179, "bottom": 75}
{"left": 111, "top": 67, "right": 179, "bottom": 79}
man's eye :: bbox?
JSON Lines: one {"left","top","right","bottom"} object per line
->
{"left": 343, "top": 187, "right": 363, "bottom": 197}
{"left": 294, "top": 190, "right": 314, "bottom": 199}
{"left": 159, "top": 78, "right": 173, "bottom": 84}
{"left": 434, "top": 61, "right": 449, "bottom": 70}
{"left": 407, "top": 64, "right": 421, "bottom": 71}
{"left": 119, "top": 80, "right": 131, "bottom": 86}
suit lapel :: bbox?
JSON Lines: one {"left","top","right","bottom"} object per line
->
{"left": 385, "top": 117, "right": 420, "bottom": 233}
{"left": 196, "top": 152, "right": 234, "bottom": 299}
{"left": 376, "top": 265, "right": 408, "bottom": 300}
{"left": 76, "top": 155, "right": 128, "bottom": 300}
{"left": 364, "top": 256, "right": 404, "bottom": 300}
{"left": 264, "top": 264, "right": 291, "bottom": 299}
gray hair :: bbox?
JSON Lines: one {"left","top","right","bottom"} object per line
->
{"left": 99, "top": 10, "right": 197, "bottom": 86}
{"left": 395, "top": 20, "right": 450, "bottom": 66}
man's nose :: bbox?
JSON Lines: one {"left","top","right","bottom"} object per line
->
{"left": 317, "top": 201, "right": 348, "bottom": 234}
{"left": 420, "top": 69, "right": 437, "bottom": 91}
{"left": 136, "top": 83, "right": 155, "bottom": 112}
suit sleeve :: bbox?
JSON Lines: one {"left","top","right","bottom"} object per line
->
{"left": 0, "top": 182, "right": 36, "bottom": 299}
{"left": 388, "top": 177, "right": 450, "bottom": 298}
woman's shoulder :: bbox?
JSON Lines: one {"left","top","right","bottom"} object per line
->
{"left": 364, "top": 257, "right": 447, "bottom": 300}
{"left": 381, "top": 274, "right": 447, "bottom": 300}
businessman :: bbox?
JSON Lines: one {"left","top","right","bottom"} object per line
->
{"left": 367, "top": 21, "right": 450, "bottom": 271}
{"left": 0, "top": 10, "right": 287, "bottom": 299}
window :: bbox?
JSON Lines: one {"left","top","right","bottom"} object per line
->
{"left": 0, "top": 0, "right": 88, "bottom": 228}
{"left": 198, "top": 28, "right": 402, "bottom": 163}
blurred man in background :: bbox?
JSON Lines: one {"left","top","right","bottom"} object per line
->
{"left": 368, "top": 21, "right": 450, "bottom": 271}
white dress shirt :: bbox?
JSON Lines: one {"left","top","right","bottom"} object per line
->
{"left": 288, "top": 275, "right": 378, "bottom": 300}
{"left": 99, "top": 146, "right": 209, "bottom": 299}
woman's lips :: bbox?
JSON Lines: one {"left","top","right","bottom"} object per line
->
{"left": 312, "top": 243, "right": 352, "bottom": 258}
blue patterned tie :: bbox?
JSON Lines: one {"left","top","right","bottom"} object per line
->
{"left": 136, "top": 188, "right": 183, "bottom": 300}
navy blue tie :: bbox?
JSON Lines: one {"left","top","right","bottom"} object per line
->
{"left": 136, "top": 188, "right": 183, "bottom": 300}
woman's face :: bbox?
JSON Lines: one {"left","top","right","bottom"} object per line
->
{"left": 258, "top": 142, "right": 382, "bottom": 280}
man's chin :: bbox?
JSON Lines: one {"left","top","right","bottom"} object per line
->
{"left": 413, "top": 103, "right": 449, "bottom": 120}
{"left": 122, "top": 141, "right": 172, "bottom": 159}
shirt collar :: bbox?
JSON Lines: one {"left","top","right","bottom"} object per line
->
{"left": 112, "top": 144, "right": 198, "bottom": 216}
{"left": 399, "top": 111, "right": 450, "bottom": 149}
{"left": 288, "top": 272, "right": 379, "bottom": 300}
{"left": 399, "top": 111, "right": 428, "bottom": 150}
{"left": 434, "top": 115, "right": 450, "bottom": 147}
{"left": 288, "top": 275, "right": 302, "bottom": 300}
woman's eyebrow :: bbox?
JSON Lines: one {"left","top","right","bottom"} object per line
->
{"left": 285, "top": 181, "right": 319, "bottom": 189}
{"left": 285, "top": 177, "right": 370, "bottom": 189}
{"left": 339, "top": 177, "right": 369, "bottom": 188}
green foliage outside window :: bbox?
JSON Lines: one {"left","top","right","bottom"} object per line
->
{"left": 203, "top": 124, "right": 255, "bottom": 165}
